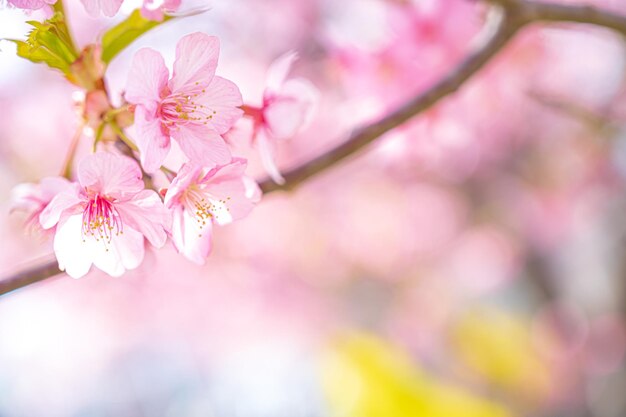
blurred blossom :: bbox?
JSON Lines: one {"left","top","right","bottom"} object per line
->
{"left": 241, "top": 51, "right": 319, "bottom": 184}
{"left": 322, "top": 0, "right": 390, "bottom": 52}
{"left": 536, "top": 30, "right": 626, "bottom": 108}
{"left": 2, "top": 0, "right": 626, "bottom": 415}
{"left": 443, "top": 226, "right": 521, "bottom": 295}
{"left": 10, "top": 176, "right": 73, "bottom": 235}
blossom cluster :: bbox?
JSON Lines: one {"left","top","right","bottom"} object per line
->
{"left": 10, "top": 29, "right": 317, "bottom": 278}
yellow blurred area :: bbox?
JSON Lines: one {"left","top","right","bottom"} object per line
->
{"left": 452, "top": 308, "right": 551, "bottom": 400}
{"left": 320, "top": 333, "right": 512, "bottom": 417}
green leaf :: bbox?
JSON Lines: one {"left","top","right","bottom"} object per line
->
{"left": 7, "top": 12, "right": 78, "bottom": 74}
{"left": 34, "top": 28, "right": 77, "bottom": 63}
{"left": 10, "top": 39, "right": 70, "bottom": 72}
{"left": 101, "top": 10, "right": 172, "bottom": 64}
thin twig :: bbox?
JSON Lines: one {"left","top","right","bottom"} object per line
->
{"left": 59, "top": 122, "right": 85, "bottom": 179}
{"left": 2, "top": 0, "right": 626, "bottom": 296}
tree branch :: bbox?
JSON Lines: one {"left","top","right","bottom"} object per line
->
{"left": 259, "top": 6, "right": 521, "bottom": 193}
{"left": 0, "top": 257, "right": 62, "bottom": 296}
{"left": 2, "top": 0, "right": 626, "bottom": 296}
{"left": 491, "top": 0, "right": 626, "bottom": 35}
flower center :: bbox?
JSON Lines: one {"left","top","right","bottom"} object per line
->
{"left": 158, "top": 90, "right": 217, "bottom": 131}
{"left": 184, "top": 186, "right": 214, "bottom": 228}
{"left": 182, "top": 185, "right": 231, "bottom": 236}
{"left": 82, "top": 194, "right": 123, "bottom": 244}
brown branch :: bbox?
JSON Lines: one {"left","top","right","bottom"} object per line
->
{"left": 491, "top": 0, "right": 626, "bottom": 35}
{"left": 0, "top": 257, "right": 61, "bottom": 296}
{"left": 260, "top": 1, "right": 626, "bottom": 194}
{"left": 3, "top": 0, "right": 626, "bottom": 296}
{"left": 259, "top": 7, "right": 521, "bottom": 193}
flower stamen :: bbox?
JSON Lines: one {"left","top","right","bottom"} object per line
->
{"left": 82, "top": 194, "right": 123, "bottom": 246}
{"left": 182, "top": 186, "right": 232, "bottom": 237}
{"left": 158, "top": 92, "right": 217, "bottom": 131}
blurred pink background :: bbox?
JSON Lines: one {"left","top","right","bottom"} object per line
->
{"left": 2, "top": 0, "right": 626, "bottom": 415}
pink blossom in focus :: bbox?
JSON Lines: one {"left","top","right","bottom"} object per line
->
{"left": 243, "top": 52, "right": 318, "bottom": 184}
{"left": 140, "top": 0, "right": 181, "bottom": 21}
{"left": 164, "top": 158, "right": 260, "bottom": 264}
{"left": 125, "top": 33, "right": 243, "bottom": 174}
{"left": 39, "top": 152, "right": 171, "bottom": 278}
{"left": 10, "top": 176, "right": 74, "bottom": 235}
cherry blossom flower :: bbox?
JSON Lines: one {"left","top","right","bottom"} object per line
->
{"left": 243, "top": 52, "right": 318, "bottom": 184}
{"left": 125, "top": 32, "right": 243, "bottom": 174}
{"left": 164, "top": 158, "right": 260, "bottom": 264}
{"left": 39, "top": 152, "right": 171, "bottom": 278}
{"left": 10, "top": 176, "right": 75, "bottom": 235}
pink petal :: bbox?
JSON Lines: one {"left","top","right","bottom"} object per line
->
{"left": 11, "top": 176, "right": 72, "bottom": 213}
{"left": 202, "top": 157, "right": 247, "bottom": 182}
{"left": 265, "top": 51, "right": 298, "bottom": 94}
{"left": 54, "top": 214, "right": 146, "bottom": 278}
{"left": 53, "top": 214, "right": 94, "bottom": 278}
{"left": 40, "top": 177, "right": 74, "bottom": 200}
{"left": 39, "top": 185, "right": 84, "bottom": 230}
{"left": 99, "top": 0, "right": 123, "bottom": 17}
{"left": 140, "top": 0, "right": 179, "bottom": 20}
{"left": 125, "top": 48, "right": 169, "bottom": 111}
{"left": 164, "top": 163, "right": 202, "bottom": 208}
{"left": 263, "top": 97, "right": 305, "bottom": 139}
{"left": 171, "top": 207, "right": 213, "bottom": 265}
{"left": 173, "top": 124, "right": 231, "bottom": 168}
{"left": 140, "top": 5, "right": 164, "bottom": 21}
{"left": 80, "top": 0, "right": 99, "bottom": 16}
{"left": 200, "top": 159, "right": 257, "bottom": 222}
{"left": 91, "top": 226, "right": 145, "bottom": 276}
{"left": 140, "top": 0, "right": 161, "bottom": 20}
{"left": 244, "top": 176, "right": 262, "bottom": 203}
{"left": 264, "top": 78, "right": 318, "bottom": 140}
{"left": 256, "top": 128, "right": 285, "bottom": 184}
{"left": 80, "top": 0, "right": 121, "bottom": 17}
{"left": 10, "top": 183, "right": 44, "bottom": 214}
{"left": 169, "top": 33, "right": 219, "bottom": 93}
{"left": 133, "top": 105, "right": 171, "bottom": 173}
{"left": 170, "top": 206, "right": 186, "bottom": 256}
{"left": 78, "top": 153, "right": 144, "bottom": 199}
{"left": 116, "top": 190, "right": 171, "bottom": 248}
{"left": 8, "top": 0, "right": 48, "bottom": 10}
{"left": 195, "top": 76, "right": 243, "bottom": 134}
{"left": 12, "top": 178, "right": 75, "bottom": 235}
{"left": 163, "top": 0, "right": 180, "bottom": 12}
